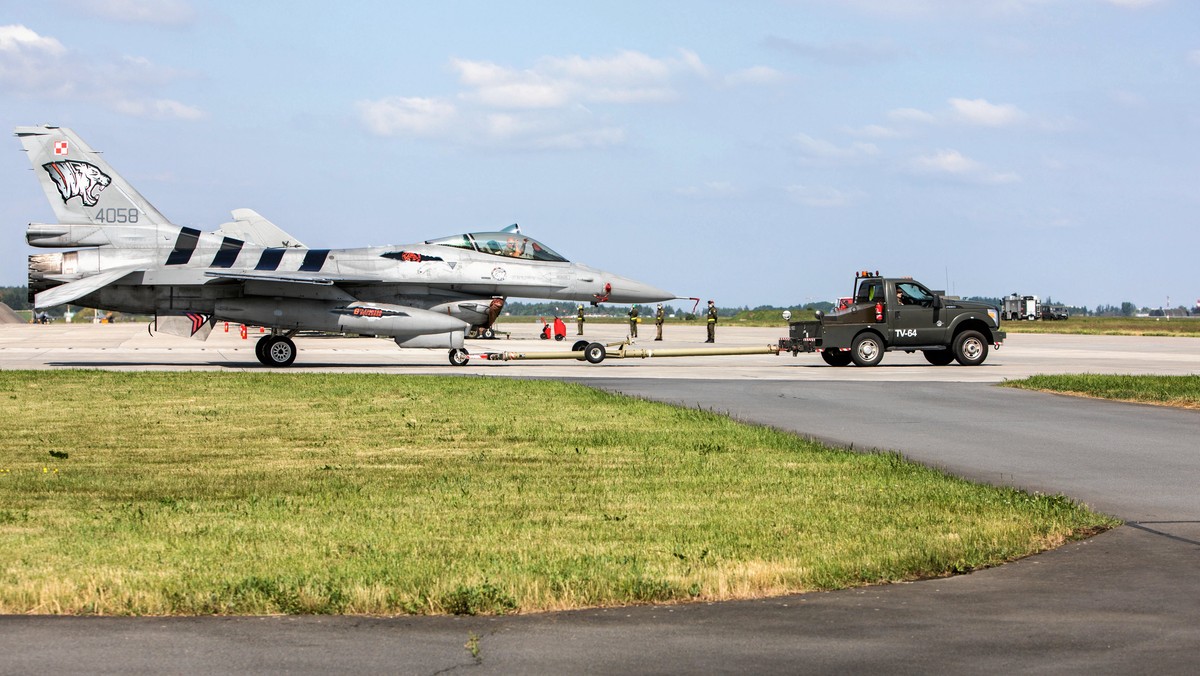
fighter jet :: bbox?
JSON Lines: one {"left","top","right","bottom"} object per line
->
{"left": 16, "top": 125, "right": 673, "bottom": 366}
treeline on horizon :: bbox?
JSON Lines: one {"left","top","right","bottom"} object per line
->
{"left": 1, "top": 286, "right": 1193, "bottom": 318}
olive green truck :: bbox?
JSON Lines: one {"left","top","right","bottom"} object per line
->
{"left": 780, "top": 271, "right": 1006, "bottom": 367}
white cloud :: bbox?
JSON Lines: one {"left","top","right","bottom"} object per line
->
{"left": 888, "top": 107, "right": 937, "bottom": 124}
{"left": 1104, "top": 0, "right": 1162, "bottom": 8}
{"left": 793, "top": 133, "right": 879, "bottom": 161}
{"left": 0, "top": 24, "right": 66, "bottom": 56}
{"left": 844, "top": 123, "right": 906, "bottom": 139}
{"left": 949, "top": 98, "right": 1028, "bottom": 126}
{"left": 763, "top": 34, "right": 903, "bottom": 66}
{"left": 909, "top": 149, "right": 1020, "bottom": 184}
{"left": 815, "top": 0, "right": 1163, "bottom": 16}
{"left": 785, "top": 184, "right": 861, "bottom": 207}
{"left": 724, "top": 65, "right": 788, "bottom": 86}
{"left": 61, "top": 0, "right": 197, "bottom": 27}
{"left": 674, "top": 181, "right": 740, "bottom": 198}
{"left": 357, "top": 97, "right": 456, "bottom": 137}
{"left": 361, "top": 49, "right": 716, "bottom": 150}
{"left": 0, "top": 24, "right": 202, "bottom": 118}
{"left": 451, "top": 49, "right": 706, "bottom": 110}
{"left": 112, "top": 98, "right": 204, "bottom": 119}
{"left": 887, "top": 98, "right": 1029, "bottom": 129}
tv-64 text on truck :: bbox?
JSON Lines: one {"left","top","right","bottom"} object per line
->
{"left": 780, "top": 271, "right": 1006, "bottom": 367}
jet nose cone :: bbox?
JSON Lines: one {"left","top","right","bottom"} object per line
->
{"left": 603, "top": 273, "right": 675, "bottom": 304}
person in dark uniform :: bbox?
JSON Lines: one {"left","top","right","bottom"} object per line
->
{"left": 577, "top": 304, "right": 585, "bottom": 335}
{"left": 654, "top": 304, "right": 664, "bottom": 341}
{"left": 705, "top": 300, "right": 717, "bottom": 343}
{"left": 628, "top": 304, "right": 639, "bottom": 338}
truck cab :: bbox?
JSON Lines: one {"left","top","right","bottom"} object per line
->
{"left": 783, "top": 271, "right": 1005, "bottom": 367}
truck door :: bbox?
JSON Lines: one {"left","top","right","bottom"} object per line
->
{"left": 890, "top": 281, "right": 942, "bottom": 346}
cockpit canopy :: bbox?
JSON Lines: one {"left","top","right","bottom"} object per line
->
{"left": 426, "top": 226, "right": 568, "bottom": 262}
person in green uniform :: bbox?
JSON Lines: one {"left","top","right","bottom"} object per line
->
{"left": 705, "top": 300, "right": 717, "bottom": 343}
{"left": 577, "top": 304, "right": 585, "bottom": 335}
{"left": 654, "top": 303, "right": 664, "bottom": 341}
{"left": 628, "top": 304, "right": 639, "bottom": 338}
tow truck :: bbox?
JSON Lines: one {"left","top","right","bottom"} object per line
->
{"left": 779, "top": 271, "right": 1005, "bottom": 366}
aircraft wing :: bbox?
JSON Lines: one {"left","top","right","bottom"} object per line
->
{"left": 34, "top": 264, "right": 145, "bottom": 308}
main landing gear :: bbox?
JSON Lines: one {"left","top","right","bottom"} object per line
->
{"left": 255, "top": 334, "right": 297, "bottom": 367}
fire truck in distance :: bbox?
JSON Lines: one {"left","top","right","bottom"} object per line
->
{"left": 1002, "top": 293, "right": 1040, "bottom": 321}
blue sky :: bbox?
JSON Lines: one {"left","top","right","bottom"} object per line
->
{"left": 3, "top": 0, "right": 1198, "bottom": 309}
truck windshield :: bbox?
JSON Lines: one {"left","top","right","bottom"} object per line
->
{"left": 426, "top": 232, "right": 569, "bottom": 262}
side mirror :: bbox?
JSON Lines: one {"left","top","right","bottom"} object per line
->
{"left": 932, "top": 295, "right": 943, "bottom": 309}
{"left": 814, "top": 310, "right": 824, "bottom": 321}
{"left": 782, "top": 310, "right": 792, "bottom": 321}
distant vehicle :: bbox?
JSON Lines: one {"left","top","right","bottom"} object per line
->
{"left": 780, "top": 271, "right": 1005, "bottom": 367}
{"left": 16, "top": 125, "right": 673, "bottom": 367}
{"left": 1003, "top": 293, "right": 1040, "bottom": 321}
{"left": 1039, "top": 305, "right": 1069, "bottom": 320}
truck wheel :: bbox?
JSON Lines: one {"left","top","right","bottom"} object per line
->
{"left": 953, "top": 330, "right": 988, "bottom": 366}
{"left": 851, "top": 333, "right": 885, "bottom": 367}
{"left": 923, "top": 350, "right": 955, "bottom": 366}
{"left": 820, "top": 349, "right": 853, "bottom": 367}
{"left": 584, "top": 342, "right": 607, "bottom": 364}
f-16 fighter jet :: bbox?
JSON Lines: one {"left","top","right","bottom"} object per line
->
{"left": 16, "top": 126, "right": 673, "bottom": 366}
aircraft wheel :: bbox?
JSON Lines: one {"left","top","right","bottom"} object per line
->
{"left": 264, "top": 336, "right": 297, "bottom": 367}
{"left": 923, "top": 349, "right": 955, "bottom": 366}
{"left": 449, "top": 348, "right": 470, "bottom": 366}
{"left": 820, "top": 349, "right": 853, "bottom": 367}
{"left": 953, "top": 330, "right": 988, "bottom": 366}
{"left": 851, "top": 333, "right": 884, "bottom": 367}
{"left": 584, "top": 342, "right": 607, "bottom": 364}
{"left": 482, "top": 327, "right": 495, "bottom": 339}
{"left": 254, "top": 335, "right": 274, "bottom": 365}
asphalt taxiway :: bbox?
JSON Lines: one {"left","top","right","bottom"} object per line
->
{"left": 1, "top": 322, "right": 1197, "bottom": 673}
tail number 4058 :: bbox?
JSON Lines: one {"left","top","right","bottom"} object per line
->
{"left": 94, "top": 208, "right": 139, "bottom": 223}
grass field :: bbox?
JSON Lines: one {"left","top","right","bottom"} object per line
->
{"left": 0, "top": 371, "right": 1114, "bottom": 616}
{"left": 1003, "top": 316, "right": 1200, "bottom": 337}
{"left": 1003, "top": 374, "right": 1200, "bottom": 410}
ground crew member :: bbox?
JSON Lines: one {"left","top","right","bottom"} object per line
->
{"left": 628, "top": 304, "right": 639, "bottom": 338}
{"left": 705, "top": 300, "right": 717, "bottom": 343}
{"left": 654, "top": 304, "right": 664, "bottom": 341}
{"left": 577, "top": 304, "right": 585, "bottom": 335}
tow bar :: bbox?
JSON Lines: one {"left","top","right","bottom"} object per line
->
{"left": 478, "top": 339, "right": 781, "bottom": 365}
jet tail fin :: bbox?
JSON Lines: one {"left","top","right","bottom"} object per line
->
{"left": 15, "top": 126, "right": 171, "bottom": 231}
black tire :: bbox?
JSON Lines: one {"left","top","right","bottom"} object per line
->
{"left": 572, "top": 340, "right": 589, "bottom": 352}
{"left": 923, "top": 350, "right": 955, "bottom": 366}
{"left": 554, "top": 334, "right": 564, "bottom": 341}
{"left": 482, "top": 327, "right": 495, "bottom": 339}
{"left": 584, "top": 342, "right": 606, "bottom": 364}
{"left": 820, "top": 349, "right": 853, "bottom": 367}
{"left": 448, "top": 348, "right": 470, "bottom": 366}
{"left": 254, "top": 335, "right": 273, "bottom": 365}
{"left": 263, "top": 336, "right": 297, "bottom": 367}
{"left": 850, "top": 333, "right": 885, "bottom": 367}
{"left": 953, "top": 330, "right": 988, "bottom": 366}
